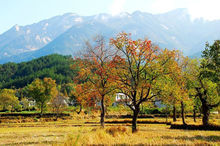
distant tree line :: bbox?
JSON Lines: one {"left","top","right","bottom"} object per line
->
{"left": 0, "top": 54, "right": 79, "bottom": 89}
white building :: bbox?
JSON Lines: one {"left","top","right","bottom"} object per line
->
{"left": 115, "top": 93, "right": 129, "bottom": 102}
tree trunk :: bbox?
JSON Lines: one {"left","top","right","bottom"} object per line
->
{"left": 166, "top": 106, "right": 168, "bottom": 123}
{"left": 193, "top": 106, "right": 196, "bottom": 122}
{"left": 40, "top": 103, "right": 44, "bottom": 117}
{"left": 132, "top": 107, "right": 140, "bottom": 133}
{"left": 198, "top": 93, "right": 210, "bottom": 126}
{"left": 100, "top": 96, "right": 105, "bottom": 128}
{"left": 76, "top": 104, "right": 82, "bottom": 114}
{"left": 173, "top": 105, "right": 177, "bottom": 122}
{"left": 56, "top": 107, "right": 60, "bottom": 120}
{"left": 201, "top": 102, "right": 210, "bottom": 126}
{"left": 141, "top": 104, "right": 144, "bottom": 115}
{"left": 181, "top": 101, "right": 186, "bottom": 125}
{"left": 166, "top": 112, "right": 168, "bottom": 123}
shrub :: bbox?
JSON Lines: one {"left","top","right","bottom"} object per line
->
{"left": 14, "top": 104, "right": 22, "bottom": 112}
{"left": 106, "top": 126, "right": 128, "bottom": 137}
{"left": 140, "top": 107, "right": 164, "bottom": 114}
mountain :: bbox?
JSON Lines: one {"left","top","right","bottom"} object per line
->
{"left": 0, "top": 8, "right": 220, "bottom": 63}
{"left": 0, "top": 13, "right": 84, "bottom": 58}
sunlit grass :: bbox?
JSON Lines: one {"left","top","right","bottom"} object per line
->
{"left": 0, "top": 114, "right": 219, "bottom": 145}
{"left": 63, "top": 124, "right": 220, "bottom": 145}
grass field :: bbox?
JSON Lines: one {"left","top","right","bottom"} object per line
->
{"left": 0, "top": 115, "right": 219, "bottom": 145}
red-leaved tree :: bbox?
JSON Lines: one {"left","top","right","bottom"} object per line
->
{"left": 74, "top": 36, "right": 117, "bottom": 127}
{"left": 110, "top": 32, "right": 178, "bottom": 132}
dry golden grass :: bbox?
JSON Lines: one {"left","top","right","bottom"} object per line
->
{"left": 63, "top": 124, "right": 220, "bottom": 145}
{"left": 0, "top": 115, "right": 219, "bottom": 145}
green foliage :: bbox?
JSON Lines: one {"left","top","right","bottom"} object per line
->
{"left": 140, "top": 107, "right": 166, "bottom": 114}
{"left": 198, "top": 40, "right": 220, "bottom": 107}
{"left": 26, "top": 78, "right": 58, "bottom": 114}
{"left": 185, "top": 41, "right": 220, "bottom": 125}
{"left": 201, "top": 40, "right": 220, "bottom": 83}
{"left": 200, "top": 40, "right": 220, "bottom": 95}
{"left": 200, "top": 79, "right": 219, "bottom": 106}
{"left": 0, "top": 89, "right": 20, "bottom": 112}
{"left": 0, "top": 54, "right": 78, "bottom": 89}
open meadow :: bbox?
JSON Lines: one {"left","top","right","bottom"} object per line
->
{"left": 0, "top": 114, "right": 219, "bottom": 145}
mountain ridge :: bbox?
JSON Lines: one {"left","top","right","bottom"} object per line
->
{"left": 0, "top": 8, "right": 219, "bottom": 63}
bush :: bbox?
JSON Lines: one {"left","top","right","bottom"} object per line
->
{"left": 106, "top": 126, "right": 128, "bottom": 137}
{"left": 14, "top": 104, "right": 22, "bottom": 112}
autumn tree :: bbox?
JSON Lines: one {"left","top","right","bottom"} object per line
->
{"left": 173, "top": 53, "right": 192, "bottom": 125}
{"left": 110, "top": 33, "right": 178, "bottom": 132}
{"left": 74, "top": 36, "right": 117, "bottom": 127}
{"left": 151, "top": 50, "right": 191, "bottom": 125}
{"left": 73, "top": 83, "right": 99, "bottom": 114}
{"left": 155, "top": 76, "right": 181, "bottom": 122}
{"left": 0, "top": 89, "right": 20, "bottom": 112}
{"left": 27, "top": 77, "right": 58, "bottom": 115}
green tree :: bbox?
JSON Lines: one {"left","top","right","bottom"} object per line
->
{"left": 187, "top": 41, "right": 220, "bottom": 126}
{"left": 201, "top": 40, "right": 219, "bottom": 86}
{"left": 194, "top": 78, "right": 219, "bottom": 125}
{"left": 198, "top": 41, "right": 220, "bottom": 125}
{"left": 0, "top": 89, "right": 19, "bottom": 112}
{"left": 195, "top": 40, "right": 219, "bottom": 125}
{"left": 27, "top": 77, "right": 58, "bottom": 114}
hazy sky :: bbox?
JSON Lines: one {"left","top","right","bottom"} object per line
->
{"left": 1, "top": 0, "right": 220, "bottom": 34}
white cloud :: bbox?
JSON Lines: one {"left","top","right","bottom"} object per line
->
{"left": 187, "top": 0, "right": 220, "bottom": 20}
{"left": 149, "top": 0, "right": 220, "bottom": 20}
{"left": 109, "top": 0, "right": 126, "bottom": 15}
{"left": 151, "top": 0, "right": 176, "bottom": 14}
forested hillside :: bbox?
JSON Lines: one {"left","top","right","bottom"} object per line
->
{"left": 0, "top": 54, "right": 78, "bottom": 89}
